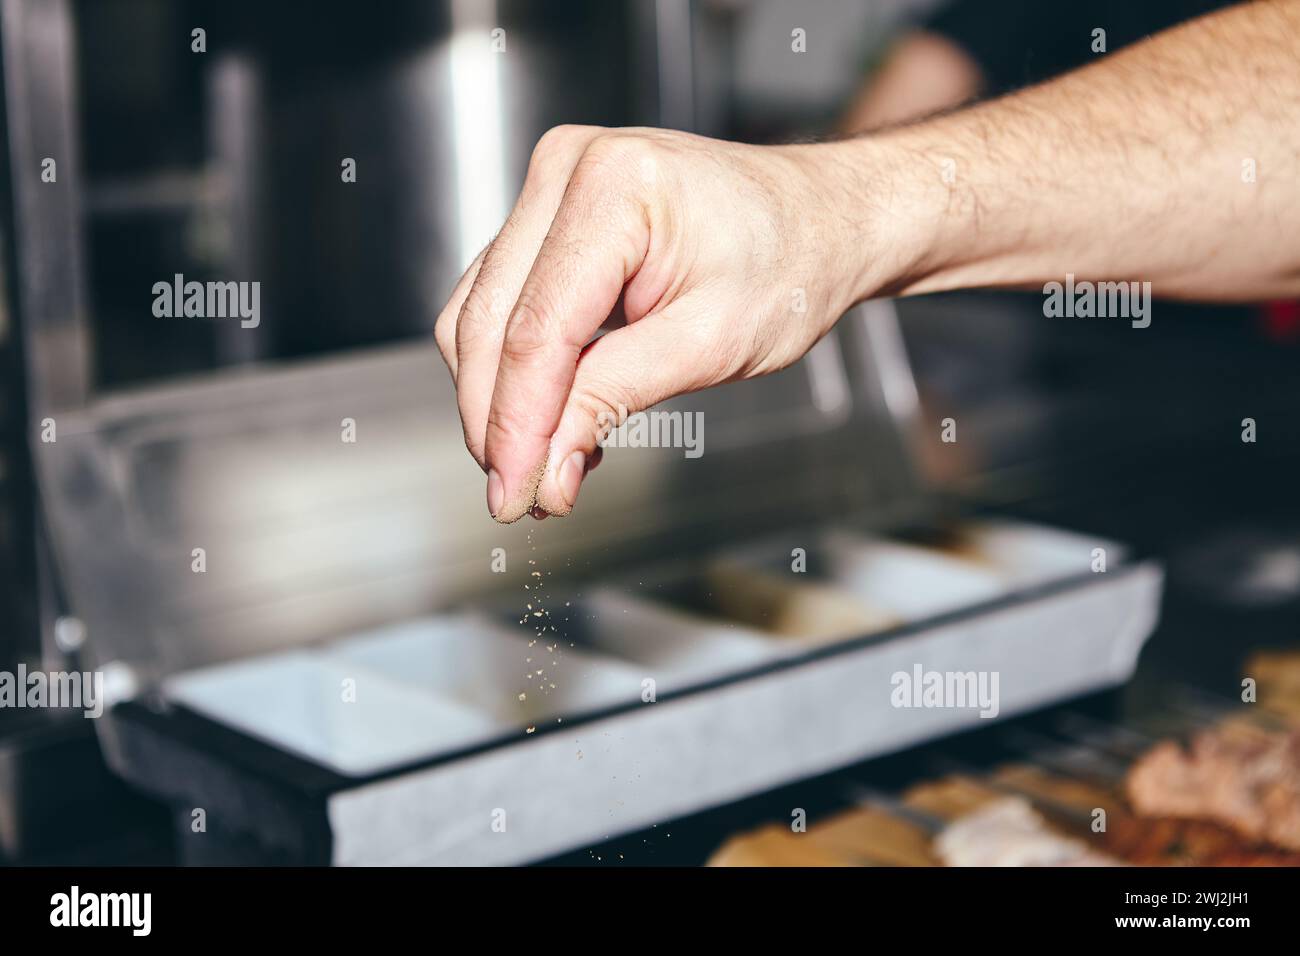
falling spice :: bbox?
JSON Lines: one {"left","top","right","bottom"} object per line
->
{"left": 517, "top": 526, "right": 568, "bottom": 727}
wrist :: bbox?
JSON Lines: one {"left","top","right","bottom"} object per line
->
{"left": 803, "top": 131, "right": 968, "bottom": 306}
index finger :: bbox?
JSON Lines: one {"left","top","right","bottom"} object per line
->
{"left": 484, "top": 154, "right": 649, "bottom": 522}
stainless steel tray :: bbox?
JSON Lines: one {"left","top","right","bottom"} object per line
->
{"left": 110, "top": 518, "right": 1162, "bottom": 865}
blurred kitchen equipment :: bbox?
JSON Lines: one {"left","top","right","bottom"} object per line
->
{"left": 1, "top": 0, "right": 1162, "bottom": 864}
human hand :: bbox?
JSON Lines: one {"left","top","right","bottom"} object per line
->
{"left": 434, "top": 125, "right": 903, "bottom": 521}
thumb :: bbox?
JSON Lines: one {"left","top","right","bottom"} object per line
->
{"left": 535, "top": 308, "right": 724, "bottom": 515}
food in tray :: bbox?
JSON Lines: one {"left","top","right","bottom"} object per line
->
{"left": 709, "top": 776, "right": 1122, "bottom": 868}
{"left": 709, "top": 713, "right": 1300, "bottom": 867}
{"left": 696, "top": 562, "right": 899, "bottom": 643}
{"left": 1102, "top": 812, "right": 1300, "bottom": 866}
{"left": 900, "top": 774, "right": 1003, "bottom": 820}
{"left": 707, "top": 637, "right": 1300, "bottom": 870}
{"left": 1244, "top": 648, "right": 1300, "bottom": 719}
{"left": 986, "top": 763, "right": 1300, "bottom": 865}
{"left": 1125, "top": 723, "right": 1300, "bottom": 851}
{"left": 990, "top": 764, "right": 1115, "bottom": 809}
{"left": 707, "top": 804, "right": 938, "bottom": 867}
{"left": 655, "top": 518, "right": 1131, "bottom": 644}
{"left": 707, "top": 825, "right": 854, "bottom": 867}
{"left": 814, "top": 533, "right": 1006, "bottom": 619}
{"left": 934, "top": 796, "right": 1123, "bottom": 867}
{"left": 808, "top": 804, "right": 937, "bottom": 866}
{"left": 887, "top": 520, "right": 1113, "bottom": 588}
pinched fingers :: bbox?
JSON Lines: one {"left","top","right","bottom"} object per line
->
{"left": 451, "top": 125, "right": 603, "bottom": 470}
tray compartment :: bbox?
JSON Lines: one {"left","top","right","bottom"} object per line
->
{"left": 327, "top": 613, "right": 645, "bottom": 727}
{"left": 814, "top": 532, "right": 1008, "bottom": 619}
{"left": 702, "top": 530, "right": 1008, "bottom": 629}
{"left": 542, "top": 588, "right": 786, "bottom": 692}
{"left": 635, "top": 561, "right": 901, "bottom": 647}
{"left": 942, "top": 520, "right": 1122, "bottom": 587}
{"left": 162, "top": 651, "right": 500, "bottom": 777}
{"left": 163, "top": 611, "right": 650, "bottom": 774}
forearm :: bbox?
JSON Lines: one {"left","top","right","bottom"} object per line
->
{"left": 819, "top": 0, "right": 1300, "bottom": 304}
{"left": 436, "top": 0, "right": 1299, "bottom": 519}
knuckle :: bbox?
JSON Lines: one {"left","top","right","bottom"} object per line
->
{"left": 571, "top": 388, "right": 629, "bottom": 448}
{"left": 483, "top": 408, "right": 514, "bottom": 451}
{"left": 454, "top": 283, "right": 497, "bottom": 350}
{"left": 536, "top": 124, "right": 588, "bottom": 153}
{"left": 529, "top": 124, "right": 591, "bottom": 176}
{"left": 573, "top": 134, "right": 649, "bottom": 188}
{"left": 501, "top": 296, "right": 554, "bottom": 364}
{"left": 585, "top": 362, "right": 648, "bottom": 416}
{"left": 484, "top": 395, "right": 547, "bottom": 447}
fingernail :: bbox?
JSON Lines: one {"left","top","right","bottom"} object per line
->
{"left": 530, "top": 506, "right": 549, "bottom": 521}
{"left": 558, "top": 450, "right": 585, "bottom": 508}
{"left": 487, "top": 469, "right": 504, "bottom": 517}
